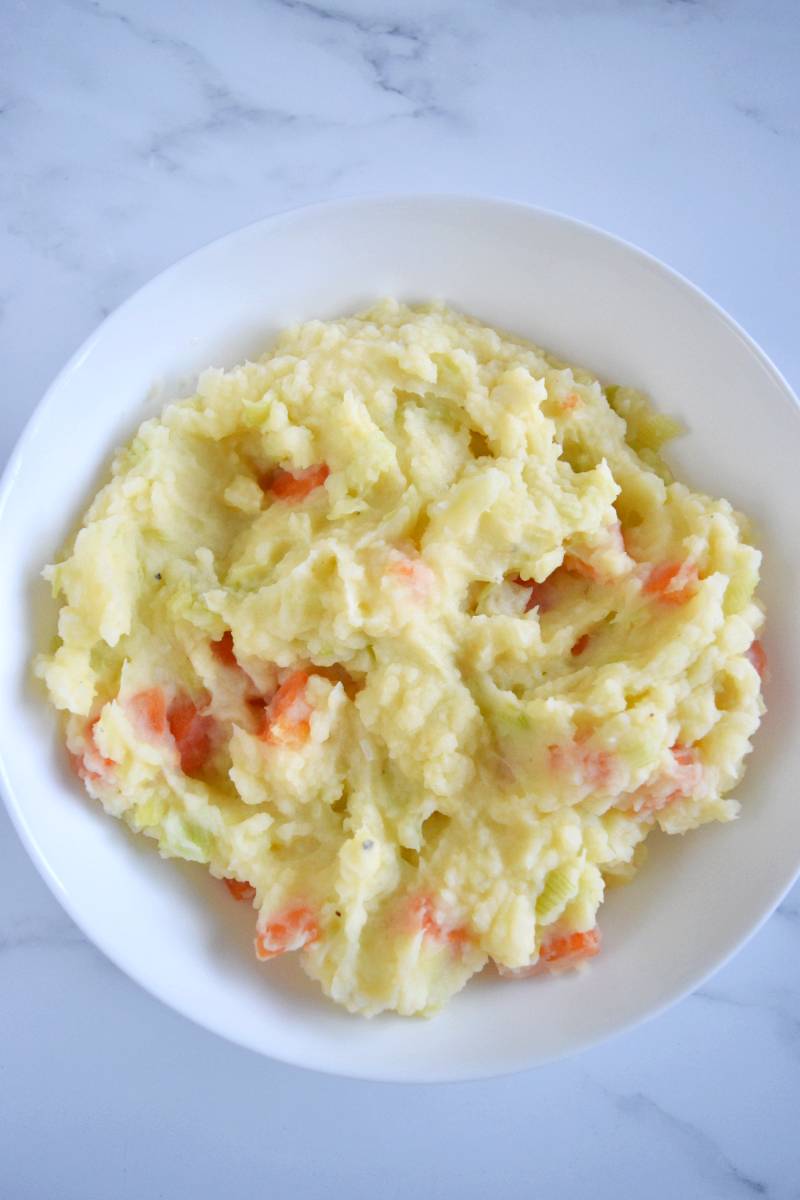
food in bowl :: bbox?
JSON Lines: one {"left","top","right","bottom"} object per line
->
{"left": 35, "top": 301, "right": 766, "bottom": 1017}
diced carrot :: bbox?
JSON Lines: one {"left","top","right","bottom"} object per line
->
{"left": 168, "top": 695, "right": 217, "bottom": 777}
{"left": 255, "top": 905, "right": 319, "bottom": 960}
{"left": 211, "top": 630, "right": 237, "bottom": 667}
{"left": 626, "top": 742, "right": 703, "bottom": 814}
{"left": 561, "top": 391, "right": 581, "bottom": 411}
{"left": 671, "top": 743, "right": 696, "bottom": 769}
{"left": 445, "top": 925, "right": 473, "bottom": 951}
{"left": 260, "top": 670, "right": 312, "bottom": 746}
{"left": 499, "top": 928, "right": 601, "bottom": 978}
{"left": 69, "top": 716, "right": 115, "bottom": 783}
{"left": 129, "top": 688, "right": 168, "bottom": 737}
{"left": 746, "top": 639, "right": 768, "bottom": 680}
{"left": 387, "top": 553, "right": 435, "bottom": 599}
{"left": 405, "top": 893, "right": 471, "bottom": 953}
{"left": 571, "top": 632, "right": 590, "bottom": 657}
{"left": 261, "top": 464, "right": 330, "bottom": 502}
{"left": 539, "top": 927, "right": 600, "bottom": 968}
{"left": 406, "top": 893, "right": 441, "bottom": 938}
{"left": 224, "top": 878, "right": 256, "bottom": 902}
{"left": 549, "top": 739, "right": 613, "bottom": 788}
{"left": 643, "top": 561, "right": 698, "bottom": 605}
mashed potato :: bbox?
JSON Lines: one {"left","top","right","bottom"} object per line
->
{"left": 36, "top": 301, "right": 766, "bottom": 1016}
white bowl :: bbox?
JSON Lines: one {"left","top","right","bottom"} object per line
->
{"left": 2, "top": 196, "right": 799, "bottom": 1083}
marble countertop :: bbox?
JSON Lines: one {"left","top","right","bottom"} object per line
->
{"left": 3, "top": 1, "right": 799, "bottom": 1196}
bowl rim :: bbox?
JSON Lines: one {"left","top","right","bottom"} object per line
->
{"left": 2, "top": 192, "right": 799, "bottom": 1083}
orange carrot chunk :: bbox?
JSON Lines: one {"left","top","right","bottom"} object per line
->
{"left": 168, "top": 695, "right": 217, "bottom": 777}
{"left": 406, "top": 893, "right": 471, "bottom": 952}
{"left": 387, "top": 553, "right": 435, "bottom": 599}
{"left": 255, "top": 905, "right": 319, "bottom": 960}
{"left": 539, "top": 927, "right": 600, "bottom": 968}
{"left": 224, "top": 878, "right": 256, "bottom": 902}
{"left": 69, "top": 716, "right": 115, "bottom": 783}
{"left": 628, "top": 743, "right": 703, "bottom": 814}
{"left": 129, "top": 688, "right": 168, "bottom": 737}
{"left": 211, "top": 630, "right": 238, "bottom": 667}
{"left": 261, "top": 464, "right": 330, "bottom": 502}
{"left": 260, "top": 670, "right": 312, "bottom": 745}
{"left": 643, "top": 561, "right": 698, "bottom": 605}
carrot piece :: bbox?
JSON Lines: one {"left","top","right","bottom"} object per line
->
{"left": 549, "top": 739, "right": 613, "bottom": 788}
{"left": 407, "top": 893, "right": 441, "bottom": 938}
{"left": 168, "top": 695, "right": 217, "bottom": 777}
{"left": 255, "top": 905, "right": 319, "bottom": 960}
{"left": 224, "top": 878, "right": 256, "bottom": 902}
{"left": 561, "top": 391, "right": 581, "bottom": 411}
{"left": 746, "top": 639, "right": 768, "bottom": 680}
{"left": 69, "top": 716, "right": 115, "bottom": 783}
{"left": 129, "top": 688, "right": 168, "bottom": 737}
{"left": 387, "top": 553, "right": 435, "bottom": 599}
{"left": 260, "top": 670, "right": 312, "bottom": 745}
{"left": 539, "top": 927, "right": 600, "bottom": 967}
{"left": 445, "top": 925, "right": 472, "bottom": 951}
{"left": 671, "top": 743, "right": 696, "bottom": 769}
{"left": 211, "top": 630, "right": 237, "bottom": 667}
{"left": 643, "top": 561, "right": 698, "bottom": 605}
{"left": 405, "top": 894, "right": 471, "bottom": 953}
{"left": 261, "top": 464, "right": 330, "bottom": 502}
{"left": 571, "top": 632, "right": 590, "bottom": 657}
{"left": 628, "top": 743, "right": 703, "bottom": 814}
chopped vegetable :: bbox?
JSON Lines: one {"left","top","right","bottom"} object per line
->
{"left": 168, "top": 695, "right": 217, "bottom": 777}
{"left": 406, "top": 893, "right": 471, "bottom": 952}
{"left": 387, "top": 553, "right": 435, "bottom": 599}
{"left": 626, "top": 742, "right": 703, "bottom": 814}
{"left": 549, "top": 738, "right": 614, "bottom": 788}
{"left": 224, "top": 878, "right": 256, "bottom": 902}
{"left": 539, "top": 927, "right": 600, "bottom": 968}
{"left": 260, "top": 670, "right": 312, "bottom": 745}
{"left": 129, "top": 688, "right": 168, "bottom": 737}
{"left": 496, "top": 926, "right": 601, "bottom": 978}
{"left": 211, "top": 631, "right": 237, "bottom": 667}
{"left": 69, "top": 716, "right": 115, "bottom": 782}
{"left": 261, "top": 463, "right": 330, "bottom": 502}
{"left": 255, "top": 905, "right": 319, "bottom": 960}
{"left": 643, "top": 561, "right": 698, "bottom": 605}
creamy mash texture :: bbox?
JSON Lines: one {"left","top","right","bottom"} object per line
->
{"left": 37, "top": 302, "right": 766, "bottom": 1017}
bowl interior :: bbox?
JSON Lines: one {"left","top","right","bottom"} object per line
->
{"left": 2, "top": 196, "right": 799, "bottom": 1081}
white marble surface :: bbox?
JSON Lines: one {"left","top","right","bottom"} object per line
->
{"left": 2, "top": 0, "right": 799, "bottom": 1195}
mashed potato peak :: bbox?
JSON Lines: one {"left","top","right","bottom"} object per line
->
{"left": 37, "top": 302, "right": 766, "bottom": 1016}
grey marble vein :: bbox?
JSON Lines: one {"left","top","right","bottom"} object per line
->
{"left": 588, "top": 1075, "right": 771, "bottom": 1198}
